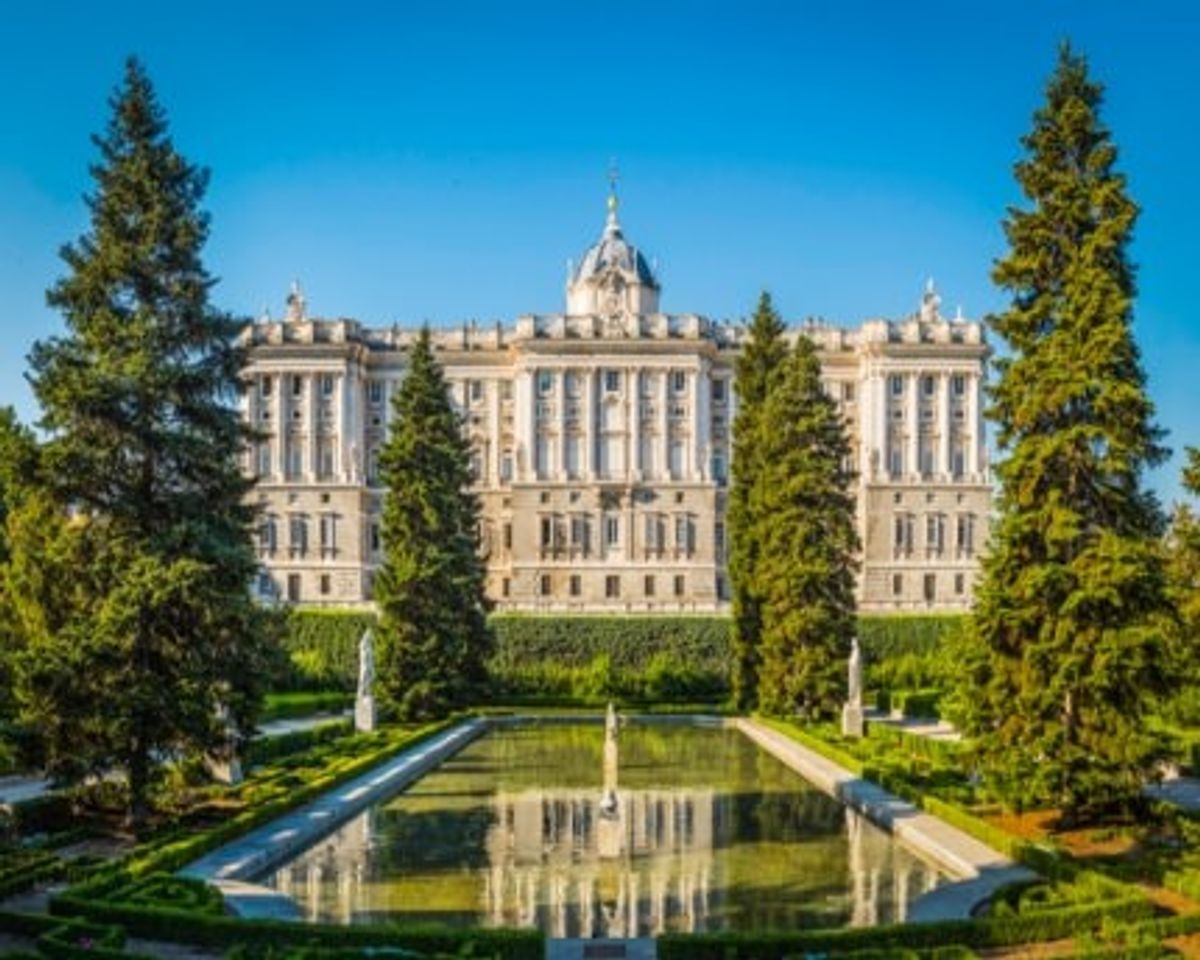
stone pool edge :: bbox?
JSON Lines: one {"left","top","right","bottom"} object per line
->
{"left": 179, "top": 716, "right": 488, "bottom": 919}
{"left": 734, "top": 717, "right": 1036, "bottom": 921}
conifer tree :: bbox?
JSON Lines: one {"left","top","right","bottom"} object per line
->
{"left": 375, "top": 326, "right": 492, "bottom": 719}
{"left": 18, "top": 59, "right": 270, "bottom": 827}
{"left": 728, "top": 292, "right": 788, "bottom": 710}
{"left": 1164, "top": 448, "right": 1200, "bottom": 713}
{"left": 755, "top": 336, "right": 859, "bottom": 717}
{"left": 960, "top": 45, "right": 1172, "bottom": 822}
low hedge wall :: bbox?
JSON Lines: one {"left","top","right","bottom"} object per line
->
{"left": 656, "top": 892, "right": 1153, "bottom": 959}
{"left": 243, "top": 718, "right": 354, "bottom": 768}
{"left": 260, "top": 692, "right": 352, "bottom": 723}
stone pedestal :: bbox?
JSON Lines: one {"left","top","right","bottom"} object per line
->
{"left": 841, "top": 702, "right": 864, "bottom": 739}
{"left": 355, "top": 694, "right": 376, "bottom": 733}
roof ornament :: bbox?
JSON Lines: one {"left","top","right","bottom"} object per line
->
{"left": 605, "top": 158, "right": 621, "bottom": 237}
{"left": 285, "top": 280, "right": 307, "bottom": 322}
{"left": 258, "top": 304, "right": 271, "bottom": 324}
{"left": 920, "top": 277, "right": 941, "bottom": 323}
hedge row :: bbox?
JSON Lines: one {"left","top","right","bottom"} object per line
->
{"left": 243, "top": 718, "right": 354, "bottom": 768}
{"left": 656, "top": 891, "right": 1152, "bottom": 959}
{"left": 274, "top": 611, "right": 969, "bottom": 693}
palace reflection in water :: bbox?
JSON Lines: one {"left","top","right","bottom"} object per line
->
{"left": 266, "top": 724, "right": 942, "bottom": 937}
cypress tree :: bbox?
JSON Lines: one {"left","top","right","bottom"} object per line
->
{"left": 375, "top": 326, "right": 492, "bottom": 719}
{"left": 728, "top": 292, "right": 788, "bottom": 710}
{"left": 19, "top": 59, "right": 270, "bottom": 827}
{"left": 961, "top": 45, "right": 1172, "bottom": 822}
{"left": 755, "top": 336, "right": 859, "bottom": 717}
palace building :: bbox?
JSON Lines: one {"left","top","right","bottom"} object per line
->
{"left": 239, "top": 192, "right": 991, "bottom": 614}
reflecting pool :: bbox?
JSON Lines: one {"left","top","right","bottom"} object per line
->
{"left": 264, "top": 721, "right": 943, "bottom": 936}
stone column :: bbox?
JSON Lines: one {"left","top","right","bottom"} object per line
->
{"left": 273, "top": 373, "right": 286, "bottom": 481}
{"left": 906, "top": 372, "right": 919, "bottom": 479}
{"left": 939, "top": 372, "right": 952, "bottom": 480}
{"left": 584, "top": 368, "right": 596, "bottom": 479}
{"left": 660, "top": 369, "right": 671, "bottom": 480}
{"left": 627, "top": 368, "right": 640, "bottom": 481}
{"left": 334, "top": 369, "right": 346, "bottom": 482}
{"left": 308, "top": 372, "right": 320, "bottom": 481}
{"left": 515, "top": 369, "right": 535, "bottom": 481}
{"left": 559, "top": 369, "right": 569, "bottom": 481}
{"left": 967, "top": 371, "right": 981, "bottom": 478}
{"left": 875, "top": 370, "right": 888, "bottom": 480}
{"left": 490, "top": 379, "right": 502, "bottom": 487}
{"left": 689, "top": 366, "right": 703, "bottom": 481}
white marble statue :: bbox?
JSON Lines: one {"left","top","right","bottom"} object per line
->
{"left": 847, "top": 636, "right": 862, "bottom": 708}
{"left": 355, "top": 628, "right": 376, "bottom": 733}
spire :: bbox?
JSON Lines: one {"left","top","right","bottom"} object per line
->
{"left": 605, "top": 158, "right": 621, "bottom": 237}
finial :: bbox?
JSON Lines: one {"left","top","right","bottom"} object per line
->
{"left": 286, "top": 280, "right": 306, "bottom": 322}
{"left": 258, "top": 303, "right": 271, "bottom": 324}
{"left": 920, "top": 277, "right": 941, "bottom": 323}
{"left": 605, "top": 158, "right": 621, "bottom": 235}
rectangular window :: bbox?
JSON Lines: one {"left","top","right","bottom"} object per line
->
{"left": 367, "top": 448, "right": 380, "bottom": 485}
{"left": 499, "top": 380, "right": 513, "bottom": 401}
{"left": 716, "top": 575, "right": 728, "bottom": 601}
{"left": 501, "top": 451, "right": 514, "bottom": 483}
{"left": 924, "top": 573, "right": 937, "bottom": 602}
{"left": 257, "top": 444, "right": 271, "bottom": 478}
{"left": 570, "top": 515, "right": 590, "bottom": 552}
{"left": 537, "top": 370, "right": 553, "bottom": 397}
{"left": 569, "top": 574, "right": 581, "bottom": 597}
{"left": 604, "top": 370, "right": 620, "bottom": 393}
{"left": 565, "top": 434, "right": 581, "bottom": 479}
{"left": 715, "top": 520, "right": 726, "bottom": 562}
{"left": 890, "top": 374, "right": 903, "bottom": 397}
{"left": 926, "top": 513, "right": 944, "bottom": 556}
{"left": 470, "top": 379, "right": 484, "bottom": 402}
{"left": 503, "top": 522, "right": 513, "bottom": 550}
{"left": 922, "top": 375, "right": 935, "bottom": 398}
{"left": 671, "top": 370, "right": 686, "bottom": 394}
{"left": 286, "top": 440, "right": 303, "bottom": 480}
{"left": 955, "top": 573, "right": 965, "bottom": 595}
{"left": 368, "top": 380, "right": 384, "bottom": 404}
{"left": 536, "top": 434, "right": 551, "bottom": 477}
{"left": 319, "top": 513, "right": 336, "bottom": 556}
{"left": 321, "top": 374, "right": 334, "bottom": 397}
{"left": 260, "top": 376, "right": 273, "bottom": 398}
{"left": 370, "top": 522, "right": 380, "bottom": 553}
{"left": 564, "top": 371, "right": 580, "bottom": 398}
{"left": 319, "top": 439, "right": 335, "bottom": 480}
{"left": 957, "top": 513, "right": 975, "bottom": 555}
{"left": 675, "top": 515, "right": 696, "bottom": 554}
{"left": 502, "top": 578, "right": 510, "bottom": 598}
{"left": 540, "top": 574, "right": 552, "bottom": 597}
{"left": 953, "top": 374, "right": 966, "bottom": 397}
{"left": 289, "top": 514, "right": 307, "bottom": 557}
{"left": 644, "top": 575, "right": 655, "bottom": 597}
{"left": 287, "top": 573, "right": 301, "bottom": 603}
{"left": 711, "top": 379, "right": 727, "bottom": 403}
{"left": 669, "top": 439, "right": 685, "bottom": 478}
{"left": 919, "top": 439, "right": 935, "bottom": 477}
{"left": 712, "top": 451, "right": 727, "bottom": 485}
{"left": 319, "top": 574, "right": 331, "bottom": 596}
{"left": 893, "top": 513, "right": 913, "bottom": 556}
{"left": 605, "top": 575, "right": 620, "bottom": 599}
{"left": 842, "top": 382, "right": 856, "bottom": 402}
{"left": 889, "top": 445, "right": 904, "bottom": 477}
{"left": 605, "top": 515, "right": 620, "bottom": 546}
{"left": 953, "top": 448, "right": 965, "bottom": 479}
{"left": 292, "top": 374, "right": 304, "bottom": 397}
{"left": 892, "top": 573, "right": 903, "bottom": 596}
{"left": 674, "top": 574, "right": 685, "bottom": 597}
{"left": 540, "top": 516, "right": 553, "bottom": 549}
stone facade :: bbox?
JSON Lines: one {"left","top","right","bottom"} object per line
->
{"left": 239, "top": 195, "right": 990, "bottom": 614}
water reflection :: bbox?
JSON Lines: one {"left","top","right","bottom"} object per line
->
{"left": 265, "top": 724, "right": 941, "bottom": 936}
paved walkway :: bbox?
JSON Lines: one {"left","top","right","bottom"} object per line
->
{"left": 735, "top": 718, "right": 1035, "bottom": 920}
{"left": 0, "top": 711, "right": 355, "bottom": 806}
{"left": 181, "top": 718, "right": 487, "bottom": 918}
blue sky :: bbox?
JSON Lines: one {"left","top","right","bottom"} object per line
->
{"left": 1, "top": 2, "right": 1197, "bottom": 502}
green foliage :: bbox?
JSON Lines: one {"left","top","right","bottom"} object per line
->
{"left": 260, "top": 692, "right": 352, "bottom": 723}
{"left": 9, "top": 59, "right": 272, "bottom": 828}
{"left": 375, "top": 327, "right": 492, "bottom": 720}
{"left": 240, "top": 719, "right": 353, "bottom": 768}
{"left": 959, "top": 46, "right": 1174, "bottom": 822}
{"left": 728, "top": 291, "right": 789, "bottom": 710}
{"left": 755, "top": 336, "right": 858, "bottom": 718}
{"left": 274, "top": 610, "right": 376, "bottom": 691}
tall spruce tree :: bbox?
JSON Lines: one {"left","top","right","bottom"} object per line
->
{"left": 19, "top": 59, "right": 270, "bottom": 827}
{"left": 375, "top": 326, "right": 491, "bottom": 720}
{"left": 1164, "top": 448, "right": 1200, "bottom": 716}
{"left": 755, "top": 336, "right": 859, "bottom": 717}
{"left": 961, "top": 45, "right": 1172, "bottom": 822}
{"left": 728, "top": 292, "right": 788, "bottom": 710}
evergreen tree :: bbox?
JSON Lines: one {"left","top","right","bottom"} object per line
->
{"left": 960, "top": 45, "right": 1172, "bottom": 822}
{"left": 375, "top": 326, "right": 492, "bottom": 720}
{"left": 1164, "top": 448, "right": 1200, "bottom": 714}
{"left": 19, "top": 59, "right": 270, "bottom": 827}
{"left": 755, "top": 336, "right": 859, "bottom": 717}
{"left": 728, "top": 292, "right": 788, "bottom": 710}
{"left": 0, "top": 408, "right": 37, "bottom": 565}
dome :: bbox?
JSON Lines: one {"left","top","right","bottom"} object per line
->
{"left": 570, "top": 195, "right": 659, "bottom": 289}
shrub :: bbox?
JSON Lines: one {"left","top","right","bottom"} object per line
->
{"left": 260, "top": 692, "right": 352, "bottom": 723}
{"left": 276, "top": 610, "right": 376, "bottom": 691}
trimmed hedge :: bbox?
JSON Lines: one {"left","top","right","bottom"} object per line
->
{"left": 277, "top": 610, "right": 376, "bottom": 691}
{"left": 260, "top": 692, "right": 352, "bottom": 723}
{"left": 857, "top": 615, "right": 967, "bottom": 661}
{"left": 656, "top": 892, "right": 1152, "bottom": 959}
{"left": 243, "top": 719, "right": 354, "bottom": 768}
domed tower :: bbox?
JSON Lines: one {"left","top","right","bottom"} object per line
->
{"left": 565, "top": 187, "right": 660, "bottom": 317}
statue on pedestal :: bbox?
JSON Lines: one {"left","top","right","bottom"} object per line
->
{"left": 207, "top": 701, "right": 243, "bottom": 785}
{"left": 355, "top": 628, "right": 377, "bottom": 733}
{"left": 842, "top": 637, "right": 865, "bottom": 739}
